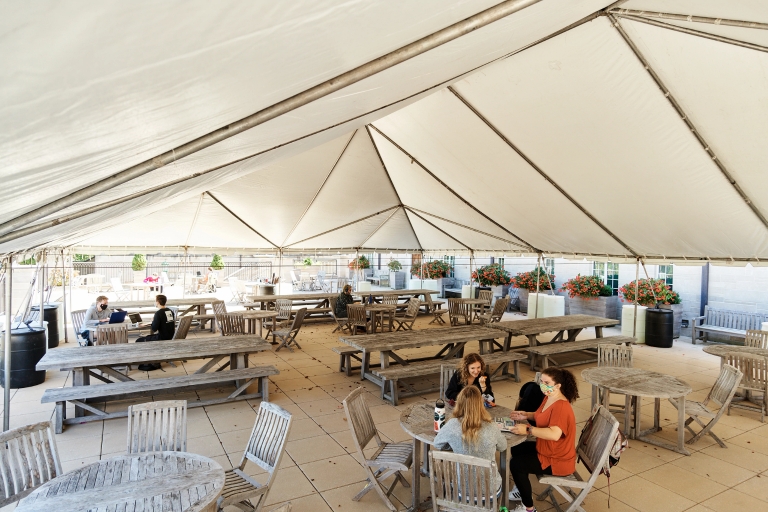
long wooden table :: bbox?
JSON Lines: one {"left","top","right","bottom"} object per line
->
{"left": 488, "top": 314, "right": 619, "bottom": 368}
{"left": 110, "top": 296, "right": 218, "bottom": 316}
{"left": 339, "top": 325, "right": 504, "bottom": 386}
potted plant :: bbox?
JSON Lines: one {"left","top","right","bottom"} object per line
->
{"left": 410, "top": 260, "right": 452, "bottom": 292}
{"left": 620, "top": 278, "right": 683, "bottom": 337}
{"left": 131, "top": 254, "right": 147, "bottom": 283}
{"left": 303, "top": 257, "right": 313, "bottom": 267}
{"left": 471, "top": 263, "right": 512, "bottom": 299}
{"left": 510, "top": 267, "right": 555, "bottom": 314}
{"left": 387, "top": 260, "right": 405, "bottom": 289}
{"left": 560, "top": 274, "right": 618, "bottom": 319}
{"left": 210, "top": 254, "right": 225, "bottom": 271}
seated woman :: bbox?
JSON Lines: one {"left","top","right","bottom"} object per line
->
{"left": 334, "top": 284, "right": 355, "bottom": 318}
{"left": 508, "top": 367, "right": 579, "bottom": 512}
{"left": 445, "top": 353, "right": 494, "bottom": 407}
{"left": 434, "top": 386, "right": 507, "bottom": 495}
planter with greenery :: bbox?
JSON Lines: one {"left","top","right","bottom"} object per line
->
{"left": 619, "top": 278, "right": 682, "bottom": 337}
{"left": 387, "top": 260, "right": 402, "bottom": 271}
{"left": 410, "top": 260, "right": 452, "bottom": 279}
{"left": 511, "top": 267, "right": 556, "bottom": 314}
{"left": 348, "top": 255, "right": 370, "bottom": 270}
{"left": 131, "top": 254, "right": 147, "bottom": 283}
{"left": 303, "top": 257, "right": 313, "bottom": 267}
{"left": 210, "top": 254, "right": 225, "bottom": 270}
{"left": 560, "top": 274, "right": 618, "bottom": 319}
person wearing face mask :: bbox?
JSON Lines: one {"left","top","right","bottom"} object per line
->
{"left": 506, "top": 367, "right": 579, "bottom": 512}
{"left": 445, "top": 353, "right": 494, "bottom": 407}
{"left": 81, "top": 295, "right": 113, "bottom": 345}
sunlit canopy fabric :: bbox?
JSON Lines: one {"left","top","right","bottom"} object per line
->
{"left": 2, "top": 0, "right": 768, "bottom": 263}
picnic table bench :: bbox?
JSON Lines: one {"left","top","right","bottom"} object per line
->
{"left": 692, "top": 306, "right": 767, "bottom": 344}
{"left": 42, "top": 366, "right": 278, "bottom": 433}
{"left": 525, "top": 335, "right": 636, "bottom": 370}
{"left": 373, "top": 350, "right": 527, "bottom": 405}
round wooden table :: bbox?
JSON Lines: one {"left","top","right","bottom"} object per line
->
{"left": 582, "top": 367, "right": 692, "bottom": 455}
{"left": 17, "top": 451, "right": 225, "bottom": 512}
{"left": 703, "top": 345, "right": 768, "bottom": 359}
{"left": 400, "top": 402, "right": 527, "bottom": 511}
{"left": 366, "top": 303, "right": 396, "bottom": 333}
{"left": 238, "top": 309, "right": 279, "bottom": 339}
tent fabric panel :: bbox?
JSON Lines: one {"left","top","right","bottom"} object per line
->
{"left": 362, "top": 208, "right": 421, "bottom": 250}
{"left": 286, "top": 209, "right": 395, "bottom": 249}
{"left": 414, "top": 211, "right": 531, "bottom": 252}
{"left": 372, "top": 89, "right": 628, "bottom": 255}
{"left": 451, "top": 17, "right": 768, "bottom": 259}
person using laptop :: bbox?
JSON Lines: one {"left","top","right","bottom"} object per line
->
{"left": 136, "top": 294, "right": 176, "bottom": 371}
{"left": 80, "top": 295, "right": 112, "bottom": 345}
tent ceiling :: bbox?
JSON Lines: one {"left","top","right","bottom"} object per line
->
{"left": 3, "top": 1, "right": 768, "bottom": 263}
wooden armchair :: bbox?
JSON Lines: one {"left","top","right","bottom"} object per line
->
{"left": 725, "top": 352, "right": 767, "bottom": 422}
{"left": 127, "top": 400, "right": 187, "bottom": 454}
{"left": 429, "top": 451, "right": 500, "bottom": 511}
{"left": 347, "top": 304, "right": 371, "bottom": 335}
{"left": 0, "top": 421, "right": 62, "bottom": 507}
{"left": 745, "top": 329, "right": 768, "bottom": 349}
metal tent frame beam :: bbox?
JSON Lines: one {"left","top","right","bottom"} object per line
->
{"left": 206, "top": 192, "right": 278, "bottom": 248}
{"left": 404, "top": 209, "right": 471, "bottom": 250}
{"left": 611, "top": 8, "right": 768, "bottom": 30}
{"left": 285, "top": 206, "right": 400, "bottom": 248}
{"left": 405, "top": 206, "right": 523, "bottom": 247}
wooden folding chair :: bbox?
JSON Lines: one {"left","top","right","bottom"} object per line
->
{"left": 95, "top": 323, "right": 129, "bottom": 345}
{"left": 474, "top": 289, "right": 494, "bottom": 319}
{"left": 440, "top": 364, "right": 455, "bottom": 402}
{"left": 593, "top": 344, "right": 634, "bottom": 412}
{"left": 478, "top": 297, "right": 509, "bottom": 353}
{"left": 725, "top": 352, "right": 767, "bottom": 422}
{"left": 70, "top": 309, "right": 88, "bottom": 346}
{"left": 424, "top": 293, "right": 447, "bottom": 324}
{"left": 328, "top": 296, "right": 351, "bottom": 334}
{"left": 347, "top": 304, "right": 371, "bottom": 335}
{"left": 448, "top": 298, "right": 470, "bottom": 326}
{"left": 429, "top": 451, "right": 500, "bottom": 511}
{"left": 126, "top": 400, "right": 187, "bottom": 454}
{"left": 219, "top": 313, "right": 246, "bottom": 336}
{"left": 274, "top": 308, "right": 306, "bottom": 352}
{"left": 172, "top": 315, "right": 194, "bottom": 340}
{"left": 669, "top": 363, "right": 743, "bottom": 446}
{"left": 393, "top": 298, "right": 420, "bottom": 331}
{"left": 0, "top": 421, "right": 62, "bottom": 507}
{"left": 745, "top": 329, "right": 768, "bottom": 349}
{"left": 343, "top": 388, "right": 412, "bottom": 512}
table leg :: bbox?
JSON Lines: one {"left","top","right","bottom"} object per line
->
{"left": 257, "top": 319, "right": 263, "bottom": 338}
{"left": 595, "top": 326, "right": 604, "bottom": 338}
{"left": 272, "top": 316, "right": 277, "bottom": 344}
{"left": 410, "top": 438, "right": 422, "bottom": 511}
{"left": 361, "top": 351, "right": 370, "bottom": 381}
{"left": 527, "top": 335, "right": 538, "bottom": 370}
{"left": 380, "top": 351, "right": 390, "bottom": 369}
{"left": 634, "top": 395, "right": 642, "bottom": 439}
{"left": 500, "top": 448, "right": 509, "bottom": 511}
{"left": 388, "top": 311, "right": 394, "bottom": 332}
{"left": 504, "top": 333, "right": 512, "bottom": 351}
{"left": 677, "top": 395, "right": 686, "bottom": 453}
{"left": 654, "top": 398, "right": 661, "bottom": 432}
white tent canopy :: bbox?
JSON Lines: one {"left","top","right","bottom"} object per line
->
{"left": 2, "top": 0, "right": 768, "bottom": 263}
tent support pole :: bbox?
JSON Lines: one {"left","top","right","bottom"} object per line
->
{"left": 533, "top": 254, "right": 541, "bottom": 319}
{"left": 609, "top": 14, "right": 768, "bottom": 232}
{"left": 614, "top": 13, "right": 768, "bottom": 54}
{"left": 611, "top": 8, "right": 768, "bottom": 30}
{"left": 4, "top": 256, "right": 12, "bottom": 431}
{"left": 0, "top": 0, "right": 543, "bottom": 238}
{"left": 182, "top": 248, "right": 188, "bottom": 299}
{"left": 61, "top": 250, "right": 68, "bottom": 343}
{"left": 39, "top": 252, "right": 45, "bottom": 353}
{"left": 632, "top": 259, "right": 639, "bottom": 338}
{"left": 447, "top": 87, "right": 638, "bottom": 256}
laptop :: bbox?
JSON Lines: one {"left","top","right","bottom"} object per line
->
{"left": 109, "top": 311, "right": 128, "bottom": 324}
{"left": 128, "top": 313, "right": 143, "bottom": 324}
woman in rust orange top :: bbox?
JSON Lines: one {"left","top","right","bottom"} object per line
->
{"left": 508, "top": 367, "right": 578, "bottom": 512}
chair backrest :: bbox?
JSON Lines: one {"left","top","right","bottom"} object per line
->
{"left": 0, "top": 421, "right": 62, "bottom": 507}
{"left": 707, "top": 363, "right": 744, "bottom": 408}
{"left": 745, "top": 330, "right": 768, "bottom": 349}
{"left": 429, "top": 450, "right": 498, "bottom": 511}
{"left": 110, "top": 277, "right": 125, "bottom": 292}
{"left": 489, "top": 297, "right": 509, "bottom": 321}
{"left": 448, "top": 298, "right": 469, "bottom": 319}
{"left": 71, "top": 309, "right": 87, "bottom": 336}
{"left": 382, "top": 295, "right": 399, "bottom": 306}
{"left": 219, "top": 313, "right": 246, "bottom": 336}
{"left": 275, "top": 299, "right": 292, "bottom": 321}
{"left": 288, "top": 308, "right": 307, "bottom": 335}
{"left": 477, "top": 290, "right": 493, "bottom": 304}
{"left": 126, "top": 400, "right": 188, "bottom": 454}
{"left": 342, "top": 387, "right": 381, "bottom": 458}
{"left": 171, "top": 315, "right": 194, "bottom": 340}
{"left": 598, "top": 344, "right": 633, "bottom": 368}
{"left": 576, "top": 406, "right": 620, "bottom": 483}
{"left": 239, "top": 402, "right": 293, "bottom": 500}
{"left": 403, "top": 298, "right": 421, "bottom": 319}
{"left": 347, "top": 304, "right": 368, "bottom": 328}
{"left": 424, "top": 293, "right": 436, "bottom": 308}
{"left": 336, "top": 278, "right": 348, "bottom": 291}
{"left": 724, "top": 352, "right": 768, "bottom": 392}
{"left": 440, "top": 365, "right": 456, "bottom": 401}
{"left": 212, "top": 300, "right": 227, "bottom": 317}
{"left": 96, "top": 323, "right": 128, "bottom": 345}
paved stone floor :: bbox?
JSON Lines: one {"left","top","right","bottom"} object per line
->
{"left": 3, "top": 310, "right": 767, "bottom": 512}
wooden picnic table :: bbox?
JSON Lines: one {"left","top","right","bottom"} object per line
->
{"left": 339, "top": 325, "right": 504, "bottom": 385}
{"left": 110, "top": 297, "right": 217, "bottom": 316}
{"left": 16, "top": 451, "right": 225, "bottom": 512}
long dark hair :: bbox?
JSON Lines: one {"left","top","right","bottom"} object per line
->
{"left": 542, "top": 367, "right": 579, "bottom": 403}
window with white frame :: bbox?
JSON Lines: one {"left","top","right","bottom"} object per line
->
{"left": 444, "top": 255, "right": 455, "bottom": 278}
{"left": 592, "top": 262, "right": 619, "bottom": 296}
{"left": 543, "top": 258, "right": 555, "bottom": 276}
{"left": 658, "top": 264, "right": 673, "bottom": 290}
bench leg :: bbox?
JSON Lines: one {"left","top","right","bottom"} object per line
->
{"left": 391, "top": 381, "right": 399, "bottom": 406}
{"left": 260, "top": 376, "right": 270, "bottom": 402}
{"left": 513, "top": 361, "right": 520, "bottom": 383}
{"left": 55, "top": 402, "right": 65, "bottom": 434}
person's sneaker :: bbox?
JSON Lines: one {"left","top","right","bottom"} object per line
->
{"left": 508, "top": 486, "right": 521, "bottom": 501}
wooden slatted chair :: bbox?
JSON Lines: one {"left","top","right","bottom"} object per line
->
{"left": 95, "top": 323, "right": 129, "bottom": 345}
{"left": 592, "top": 344, "right": 634, "bottom": 412}
{"left": 70, "top": 309, "right": 88, "bottom": 346}
{"left": 217, "top": 402, "right": 293, "bottom": 512}
{"left": 0, "top": 421, "right": 62, "bottom": 507}
{"left": 382, "top": 295, "right": 399, "bottom": 306}
{"left": 347, "top": 304, "right": 371, "bottom": 335}
{"left": 725, "top": 352, "right": 768, "bottom": 422}
{"left": 669, "top": 363, "right": 743, "bottom": 446}
{"left": 537, "top": 405, "right": 619, "bottom": 512}
{"left": 745, "top": 329, "right": 768, "bottom": 349}
{"left": 424, "top": 293, "right": 447, "bottom": 325}
{"left": 172, "top": 315, "right": 194, "bottom": 340}
{"left": 393, "top": 298, "right": 420, "bottom": 331}
{"left": 126, "top": 400, "right": 187, "bottom": 453}
{"left": 342, "top": 387, "right": 412, "bottom": 512}
{"left": 474, "top": 289, "right": 494, "bottom": 319}
{"left": 328, "top": 296, "right": 351, "bottom": 334}
{"left": 429, "top": 451, "right": 500, "bottom": 511}
{"left": 273, "top": 308, "right": 307, "bottom": 352}
{"left": 448, "top": 298, "right": 470, "bottom": 327}
{"left": 211, "top": 299, "right": 228, "bottom": 329}
{"left": 440, "top": 364, "right": 455, "bottom": 402}
{"left": 219, "top": 313, "right": 246, "bottom": 336}
{"left": 478, "top": 297, "right": 509, "bottom": 326}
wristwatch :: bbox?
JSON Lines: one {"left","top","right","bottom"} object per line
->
{"left": 526, "top": 425, "right": 533, "bottom": 436}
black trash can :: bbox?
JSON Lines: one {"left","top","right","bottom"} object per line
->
{"left": 0, "top": 325, "right": 47, "bottom": 388}
{"left": 646, "top": 308, "right": 674, "bottom": 348}
{"left": 31, "top": 303, "right": 63, "bottom": 348}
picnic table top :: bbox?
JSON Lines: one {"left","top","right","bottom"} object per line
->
{"left": 703, "top": 345, "right": 768, "bottom": 358}
{"left": 109, "top": 296, "right": 217, "bottom": 308}
{"left": 36, "top": 335, "right": 270, "bottom": 370}
{"left": 488, "top": 314, "right": 618, "bottom": 335}
{"left": 582, "top": 367, "right": 691, "bottom": 399}
{"left": 339, "top": 325, "right": 503, "bottom": 352}
{"left": 246, "top": 289, "right": 439, "bottom": 303}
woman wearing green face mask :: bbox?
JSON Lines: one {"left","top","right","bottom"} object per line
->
{"left": 506, "top": 367, "right": 579, "bottom": 512}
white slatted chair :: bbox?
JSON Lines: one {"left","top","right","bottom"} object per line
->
{"left": 0, "top": 421, "right": 62, "bottom": 507}
{"left": 429, "top": 451, "right": 500, "bottom": 511}
{"left": 745, "top": 329, "right": 768, "bottom": 349}
{"left": 229, "top": 276, "right": 247, "bottom": 303}
{"left": 217, "top": 402, "right": 293, "bottom": 512}
{"left": 593, "top": 344, "right": 634, "bottom": 412}
{"left": 669, "top": 363, "right": 743, "bottom": 446}
{"left": 126, "top": 400, "right": 187, "bottom": 453}
{"left": 725, "top": 352, "right": 768, "bottom": 422}
{"left": 109, "top": 277, "right": 130, "bottom": 300}
{"left": 70, "top": 309, "right": 88, "bottom": 347}
{"left": 343, "top": 387, "right": 412, "bottom": 512}
{"left": 537, "top": 405, "right": 619, "bottom": 512}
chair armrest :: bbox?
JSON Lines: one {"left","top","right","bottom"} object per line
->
{"left": 538, "top": 475, "right": 590, "bottom": 489}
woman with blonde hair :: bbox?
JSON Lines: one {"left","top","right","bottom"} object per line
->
{"left": 445, "top": 352, "right": 494, "bottom": 406}
{"left": 434, "top": 386, "right": 506, "bottom": 493}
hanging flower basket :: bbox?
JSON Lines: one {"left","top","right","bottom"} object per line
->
{"left": 471, "top": 263, "right": 512, "bottom": 287}
{"left": 410, "top": 260, "right": 452, "bottom": 279}
{"left": 619, "top": 278, "right": 680, "bottom": 307}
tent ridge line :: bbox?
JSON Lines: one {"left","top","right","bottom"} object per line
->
{"left": 405, "top": 206, "right": 526, "bottom": 248}
{"left": 615, "top": 13, "right": 768, "bottom": 54}
{"left": 358, "top": 207, "right": 402, "bottom": 247}
{"left": 0, "top": 0, "right": 543, "bottom": 239}
{"left": 405, "top": 208, "right": 471, "bottom": 250}
{"left": 610, "top": 8, "right": 768, "bottom": 30}
{"left": 280, "top": 130, "right": 358, "bottom": 247}
{"left": 609, "top": 14, "right": 768, "bottom": 231}
{"left": 284, "top": 205, "right": 400, "bottom": 247}
{"left": 368, "top": 124, "right": 537, "bottom": 251}
{"left": 205, "top": 192, "right": 278, "bottom": 248}
{"left": 365, "top": 125, "right": 423, "bottom": 251}
{"left": 447, "top": 86, "right": 638, "bottom": 257}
